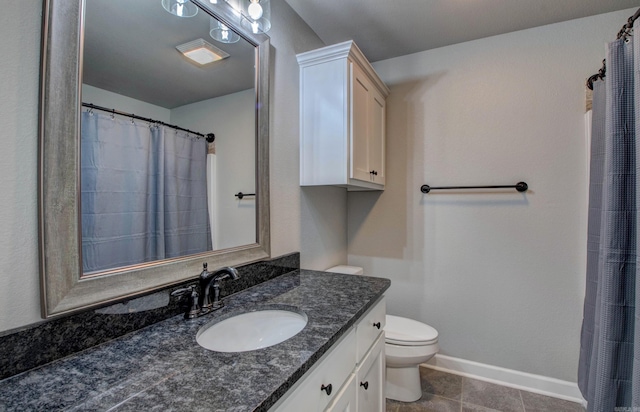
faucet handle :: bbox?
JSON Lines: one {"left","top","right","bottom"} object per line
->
{"left": 170, "top": 285, "right": 196, "bottom": 297}
{"left": 170, "top": 285, "right": 200, "bottom": 319}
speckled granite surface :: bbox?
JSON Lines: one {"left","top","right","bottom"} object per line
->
{"left": 0, "top": 270, "right": 390, "bottom": 411}
{"left": 0, "top": 253, "right": 299, "bottom": 381}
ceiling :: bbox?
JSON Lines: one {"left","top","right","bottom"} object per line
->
{"left": 84, "top": 0, "right": 255, "bottom": 109}
{"left": 283, "top": 0, "right": 640, "bottom": 62}
{"left": 82, "top": 0, "right": 640, "bottom": 108}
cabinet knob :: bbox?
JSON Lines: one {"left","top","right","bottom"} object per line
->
{"left": 373, "top": 321, "right": 381, "bottom": 329}
{"left": 360, "top": 381, "right": 369, "bottom": 390}
{"left": 321, "top": 383, "right": 332, "bottom": 395}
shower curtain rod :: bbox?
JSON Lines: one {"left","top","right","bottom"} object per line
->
{"left": 82, "top": 102, "right": 215, "bottom": 143}
{"left": 587, "top": 7, "right": 640, "bottom": 90}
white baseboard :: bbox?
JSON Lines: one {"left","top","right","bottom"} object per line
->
{"left": 423, "top": 354, "right": 585, "bottom": 404}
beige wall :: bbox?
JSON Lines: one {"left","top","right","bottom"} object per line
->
{"left": 0, "top": 0, "right": 342, "bottom": 333}
{"left": 347, "top": 9, "right": 636, "bottom": 382}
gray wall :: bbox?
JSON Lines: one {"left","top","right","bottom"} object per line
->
{"left": 266, "top": 1, "right": 348, "bottom": 271}
{"left": 347, "top": 9, "right": 635, "bottom": 382}
{"left": 0, "top": 2, "right": 42, "bottom": 333}
{"left": 171, "top": 89, "right": 257, "bottom": 250}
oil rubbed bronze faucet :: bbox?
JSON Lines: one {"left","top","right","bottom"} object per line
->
{"left": 199, "top": 263, "right": 240, "bottom": 312}
{"left": 170, "top": 263, "right": 240, "bottom": 319}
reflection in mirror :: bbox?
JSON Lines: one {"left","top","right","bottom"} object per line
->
{"left": 81, "top": 0, "right": 256, "bottom": 275}
{"left": 38, "top": 0, "right": 269, "bottom": 318}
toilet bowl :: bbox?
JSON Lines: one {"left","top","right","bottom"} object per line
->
{"left": 385, "top": 315, "right": 439, "bottom": 401}
{"left": 325, "top": 266, "right": 439, "bottom": 402}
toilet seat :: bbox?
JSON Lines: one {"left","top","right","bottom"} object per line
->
{"left": 385, "top": 315, "right": 438, "bottom": 346}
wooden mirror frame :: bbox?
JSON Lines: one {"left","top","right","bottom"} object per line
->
{"left": 38, "top": 0, "right": 270, "bottom": 318}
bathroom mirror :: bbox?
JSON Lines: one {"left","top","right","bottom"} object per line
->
{"left": 39, "top": 0, "right": 270, "bottom": 318}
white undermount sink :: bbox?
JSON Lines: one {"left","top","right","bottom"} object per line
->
{"left": 196, "top": 309, "right": 308, "bottom": 352}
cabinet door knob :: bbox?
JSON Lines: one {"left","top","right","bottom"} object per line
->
{"left": 373, "top": 321, "right": 381, "bottom": 329}
{"left": 360, "top": 381, "right": 369, "bottom": 390}
{"left": 321, "top": 383, "right": 332, "bottom": 395}
{"left": 374, "top": 170, "right": 378, "bottom": 176}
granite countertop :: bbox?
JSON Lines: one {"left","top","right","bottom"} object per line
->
{"left": 0, "top": 270, "right": 390, "bottom": 411}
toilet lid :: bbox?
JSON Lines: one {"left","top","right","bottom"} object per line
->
{"left": 385, "top": 315, "right": 438, "bottom": 346}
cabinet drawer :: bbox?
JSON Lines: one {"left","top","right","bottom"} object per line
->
{"left": 355, "top": 296, "right": 385, "bottom": 362}
{"left": 272, "top": 329, "right": 356, "bottom": 412}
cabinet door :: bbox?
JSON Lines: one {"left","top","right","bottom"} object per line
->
{"left": 350, "top": 62, "right": 372, "bottom": 183}
{"left": 356, "top": 334, "right": 385, "bottom": 412}
{"left": 326, "top": 374, "right": 357, "bottom": 412}
{"left": 369, "top": 87, "right": 385, "bottom": 185}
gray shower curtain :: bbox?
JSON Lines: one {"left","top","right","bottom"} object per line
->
{"left": 578, "top": 27, "right": 640, "bottom": 410}
{"left": 81, "top": 111, "right": 211, "bottom": 273}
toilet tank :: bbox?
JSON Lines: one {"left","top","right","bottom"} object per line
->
{"left": 325, "top": 265, "right": 364, "bottom": 276}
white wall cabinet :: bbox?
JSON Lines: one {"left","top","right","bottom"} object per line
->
{"left": 270, "top": 297, "right": 386, "bottom": 412}
{"left": 298, "top": 41, "right": 389, "bottom": 191}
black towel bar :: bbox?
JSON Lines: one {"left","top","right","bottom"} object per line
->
{"left": 235, "top": 192, "right": 255, "bottom": 199}
{"left": 420, "top": 182, "right": 528, "bottom": 194}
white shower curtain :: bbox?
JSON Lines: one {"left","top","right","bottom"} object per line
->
{"left": 207, "top": 152, "right": 217, "bottom": 250}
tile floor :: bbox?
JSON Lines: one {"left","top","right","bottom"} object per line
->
{"left": 385, "top": 367, "right": 585, "bottom": 412}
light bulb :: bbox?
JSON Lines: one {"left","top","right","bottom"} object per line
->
{"left": 162, "top": 0, "right": 198, "bottom": 18}
{"left": 251, "top": 21, "right": 259, "bottom": 33}
{"left": 248, "top": 0, "right": 263, "bottom": 20}
{"left": 175, "top": 3, "right": 184, "bottom": 16}
{"left": 210, "top": 0, "right": 217, "bottom": 3}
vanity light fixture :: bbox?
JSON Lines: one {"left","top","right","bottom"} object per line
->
{"left": 162, "top": 0, "right": 198, "bottom": 17}
{"left": 210, "top": 18, "right": 241, "bottom": 43}
{"left": 241, "top": 0, "right": 270, "bottom": 34}
{"left": 176, "top": 39, "right": 230, "bottom": 65}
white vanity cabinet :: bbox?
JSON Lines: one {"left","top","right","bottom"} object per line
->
{"left": 298, "top": 41, "right": 390, "bottom": 191}
{"left": 326, "top": 375, "right": 357, "bottom": 412}
{"left": 351, "top": 335, "right": 385, "bottom": 412}
{"left": 271, "top": 297, "right": 386, "bottom": 412}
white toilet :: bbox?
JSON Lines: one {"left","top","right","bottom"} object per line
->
{"left": 326, "top": 266, "right": 439, "bottom": 402}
